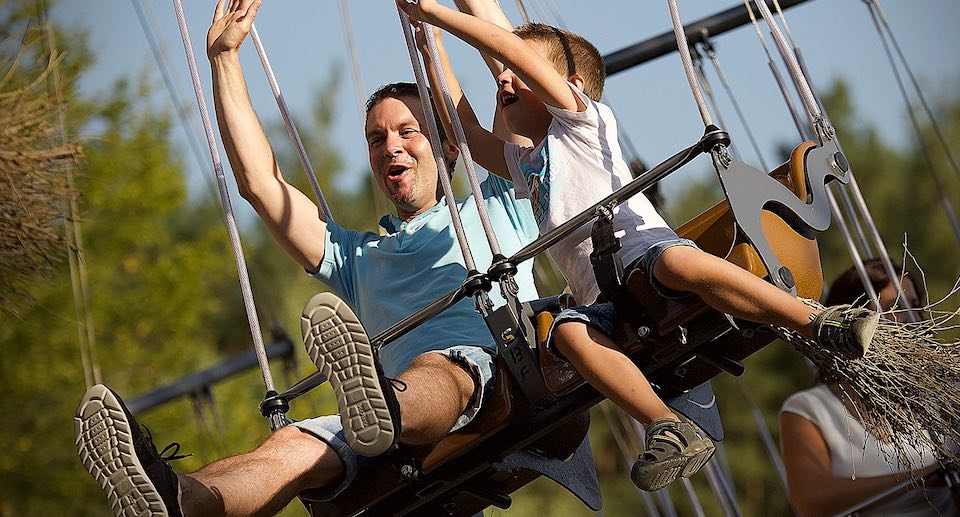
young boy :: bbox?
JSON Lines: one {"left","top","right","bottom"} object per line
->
{"left": 399, "top": 0, "right": 880, "bottom": 491}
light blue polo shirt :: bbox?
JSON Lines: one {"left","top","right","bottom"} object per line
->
{"left": 313, "top": 174, "right": 540, "bottom": 377}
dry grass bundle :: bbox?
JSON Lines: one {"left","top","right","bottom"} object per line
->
{"left": 0, "top": 46, "right": 81, "bottom": 317}
{"left": 777, "top": 285, "right": 960, "bottom": 469}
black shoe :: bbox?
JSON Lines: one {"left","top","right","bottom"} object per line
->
{"left": 811, "top": 304, "right": 880, "bottom": 359}
{"left": 301, "top": 292, "right": 401, "bottom": 457}
{"left": 75, "top": 384, "right": 186, "bottom": 517}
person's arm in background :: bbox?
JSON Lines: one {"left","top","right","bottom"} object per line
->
{"left": 780, "top": 411, "right": 938, "bottom": 516}
{"left": 207, "top": 0, "right": 327, "bottom": 271}
{"left": 452, "top": 0, "right": 532, "bottom": 147}
{"left": 414, "top": 23, "right": 510, "bottom": 179}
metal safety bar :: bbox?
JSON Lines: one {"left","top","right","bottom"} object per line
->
{"left": 270, "top": 129, "right": 718, "bottom": 405}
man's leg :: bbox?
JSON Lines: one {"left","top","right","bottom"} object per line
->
{"left": 179, "top": 426, "right": 345, "bottom": 516}
{"left": 394, "top": 352, "right": 476, "bottom": 445}
{"left": 76, "top": 384, "right": 347, "bottom": 517}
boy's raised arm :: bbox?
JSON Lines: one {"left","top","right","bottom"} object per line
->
{"left": 415, "top": 24, "right": 510, "bottom": 179}
{"left": 208, "top": 0, "right": 327, "bottom": 271}
{"left": 400, "top": 0, "right": 584, "bottom": 114}
{"left": 452, "top": 0, "right": 532, "bottom": 147}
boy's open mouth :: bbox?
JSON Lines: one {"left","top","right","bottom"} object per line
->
{"left": 500, "top": 92, "right": 519, "bottom": 108}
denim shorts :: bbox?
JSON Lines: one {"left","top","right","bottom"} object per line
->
{"left": 290, "top": 344, "right": 497, "bottom": 501}
{"left": 637, "top": 237, "right": 700, "bottom": 298}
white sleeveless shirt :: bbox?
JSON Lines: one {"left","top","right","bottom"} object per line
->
{"left": 781, "top": 384, "right": 956, "bottom": 516}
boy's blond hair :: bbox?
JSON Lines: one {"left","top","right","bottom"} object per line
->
{"left": 513, "top": 22, "right": 605, "bottom": 101}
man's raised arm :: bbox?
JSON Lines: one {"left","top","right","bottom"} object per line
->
{"left": 207, "top": 0, "right": 326, "bottom": 271}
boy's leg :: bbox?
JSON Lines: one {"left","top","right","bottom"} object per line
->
{"left": 548, "top": 307, "right": 714, "bottom": 491}
{"left": 652, "top": 244, "right": 877, "bottom": 358}
{"left": 552, "top": 321, "right": 674, "bottom": 424}
{"left": 652, "top": 245, "right": 815, "bottom": 331}
{"left": 75, "top": 384, "right": 346, "bottom": 517}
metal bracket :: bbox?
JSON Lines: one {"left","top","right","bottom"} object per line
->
{"left": 711, "top": 135, "right": 848, "bottom": 294}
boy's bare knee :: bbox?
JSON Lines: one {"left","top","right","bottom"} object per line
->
{"left": 653, "top": 246, "right": 700, "bottom": 290}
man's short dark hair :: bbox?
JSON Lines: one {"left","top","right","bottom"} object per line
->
{"left": 365, "top": 82, "right": 447, "bottom": 144}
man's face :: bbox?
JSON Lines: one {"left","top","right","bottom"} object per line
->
{"left": 365, "top": 95, "right": 453, "bottom": 221}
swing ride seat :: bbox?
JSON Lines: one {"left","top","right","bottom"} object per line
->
{"left": 300, "top": 142, "right": 824, "bottom": 516}
{"left": 540, "top": 140, "right": 824, "bottom": 398}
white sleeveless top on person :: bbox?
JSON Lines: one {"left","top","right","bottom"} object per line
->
{"left": 781, "top": 384, "right": 956, "bottom": 516}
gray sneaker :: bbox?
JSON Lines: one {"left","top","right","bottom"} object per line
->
{"left": 811, "top": 304, "right": 880, "bottom": 359}
{"left": 631, "top": 416, "right": 716, "bottom": 492}
{"left": 301, "top": 292, "right": 401, "bottom": 457}
{"left": 75, "top": 384, "right": 185, "bottom": 517}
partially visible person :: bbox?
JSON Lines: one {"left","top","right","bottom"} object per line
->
{"left": 780, "top": 259, "right": 957, "bottom": 516}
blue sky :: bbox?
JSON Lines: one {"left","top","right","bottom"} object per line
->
{"left": 53, "top": 0, "right": 960, "bottom": 210}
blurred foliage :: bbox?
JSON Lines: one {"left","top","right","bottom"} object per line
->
{"left": 3, "top": 1, "right": 959, "bottom": 515}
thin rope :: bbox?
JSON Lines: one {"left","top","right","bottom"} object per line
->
{"left": 666, "top": 0, "right": 713, "bottom": 128}
{"left": 336, "top": 0, "right": 391, "bottom": 225}
{"left": 692, "top": 51, "right": 742, "bottom": 159}
{"left": 743, "top": 0, "right": 807, "bottom": 139}
{"left": 38, "top": 1, "right": 100, "bottom": 388}
{"left": 135, "top": 0, "right": 282, "bottom": 320}
{"left": 514, "top": 0, "right": 531, "bottom": 24}
{"left": 131, "top": 0, "right": 218, "bottom": 202}
{"left": 751, "top": 0, "right": 820, "bottom": 123}
{"left": 598, "top": 404, "right": 661, "bottom": 517}
{"left": 172, "top": 0, "right": 274, "bottom": 392}
{"left": 869, "top": 1, "right": 960, "bottom": 184}
{"left": 864, "top": 1, "right": 960, "bottom": 246}
{"left": 249, "top": 24, "right": 333, "bottom": 223}
{"left": 771, "top": 0, "right": 800, "bottom": 50}
{"left": 422, "top": 24, "right": 504, "bottom": 257}
{"left": 541, "top": 0, "right": 568, "bottom": 29}
{"left": 742, "top": 1, "right": 883, "bottom": 311}
{"left": 827, "top": 186, "right": 881, "bottom": 309}
{"left": 397, "top": 7, "right": 477, "bottom": 272}
{"left": 701, "top": 39, "right": 770, "bottom": 171}
{"left": 736, "top": 378, "right": 790, "bottom": 498}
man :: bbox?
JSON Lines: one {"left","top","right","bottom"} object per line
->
{"left": 74, "top": 0, "right": 539, "bottom": 515}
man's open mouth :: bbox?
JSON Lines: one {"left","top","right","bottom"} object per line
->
{"left": 386, "top": 164, "right": 409, "bottom": 180}
{"left": 500, "top": 92, "right": 519, "bottom": 108}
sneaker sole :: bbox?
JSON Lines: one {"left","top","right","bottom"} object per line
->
{"left": 301, "top": 292, "right": 396, "bottom": 457}
{"left": 680, "top": 439, "right": 716, "bottom": 478}
{"left": 632, "top": 456, "right": 687, "bottom": 492}
{"left": 74, "top": 384, "right": 169, "bottom": 517}
{"left": 632, "top": 438, "right": 716, "bottom": 491}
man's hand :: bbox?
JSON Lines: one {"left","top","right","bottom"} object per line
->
{"left": 207, "top": 0, "right": 262, "bottom": 61}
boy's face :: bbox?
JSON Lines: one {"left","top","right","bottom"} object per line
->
{"left": 365, "top": 95, "right": 456, "bottom": 220}
{"left": 496, "top": 38, "right": 556, "bottom": 141}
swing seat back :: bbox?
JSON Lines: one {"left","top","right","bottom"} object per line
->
{"left": 539, "top": 141, "right": 823, "bottom": 397}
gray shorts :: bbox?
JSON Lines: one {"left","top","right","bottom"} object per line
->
{"left": 545, "top": 237, "right": 699, "bottom": 360}
{"left": 290, "top": 344, "right": 497, "bottom": 501}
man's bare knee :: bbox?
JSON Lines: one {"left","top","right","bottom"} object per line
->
{"left": 404, "top": 352, "right": 474, "bottom": 404}
{"left": 261, "top": 426, "right": 345, "bottom": 489}
{"left": 653, "top": 246, "right": 700, "bottom": 291}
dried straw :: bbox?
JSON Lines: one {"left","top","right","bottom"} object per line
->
{"left": 777, "top": 283, "right": 960, "bottom": 469}
{"left": 0, "top": 43, "right": 81, "bottom": 317}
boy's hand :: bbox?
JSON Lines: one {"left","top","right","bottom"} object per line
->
{"left": 207, "top": 0, "right": 262, "bottom": 60}
{"left": 396, "top": 0, "right": 439, "bottom": 23}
